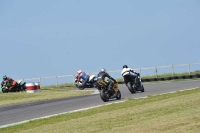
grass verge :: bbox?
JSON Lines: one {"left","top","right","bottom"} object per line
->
{"left": 41, "top": 83, "right": 76, "bottom": 90}
{"left": 0, "top": 89, "right": 94, "bottom": 107}
{"left": 1, "top": 88, "right": 200, "bottom": 133}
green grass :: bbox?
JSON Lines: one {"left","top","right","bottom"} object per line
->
{"left": 1, "top": 88, "right": 200, "bottom": 133}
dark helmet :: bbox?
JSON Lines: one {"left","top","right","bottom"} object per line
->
{"left": 123, "top": 65, "right": 128, "bottom": 68}
{"left": 3, "top": 75, "right": 7, "bottom": 80}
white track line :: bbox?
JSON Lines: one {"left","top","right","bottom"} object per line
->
{"left": 0, "top": 87, "right": 198, "bottom": 129}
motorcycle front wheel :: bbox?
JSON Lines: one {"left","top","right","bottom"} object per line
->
{"left": 100, "top": 89, "right": 109, "bottom": 102}
{"left": 116, "top": 90, "right": 121, "bottom": 100}
{"left": 2, "top": 89, "right": 8, "bottom": 93}
{"left": 78, "top": 86, "right": 85, "bottom": 90}
{"left": 75, "top": 83, "right": 85, "bottom": 90}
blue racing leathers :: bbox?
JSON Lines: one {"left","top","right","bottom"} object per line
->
{"left": 77, "top": 72, "right": 89, "bottom": 86}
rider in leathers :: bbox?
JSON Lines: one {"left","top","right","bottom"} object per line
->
{"left": 77, "top": 69, "right": 89, "bottom": 88}
{"left": 97, "top": 68, "right": 118, "bottom": 96}
{"left": 2, "top": 75, "right": 17, "bottom": 91}
{"left": 121, "top": 65, "right": 140, "bottom": 85}
{"left": 1, "top": 81, "right": 5, "bottom": 88}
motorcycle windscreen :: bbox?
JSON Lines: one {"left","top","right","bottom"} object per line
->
{"left": 17, "top": 80, "right": 22, "bottom": 84}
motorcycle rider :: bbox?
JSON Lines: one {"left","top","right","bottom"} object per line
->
{"left": 97, "top": 68, "right": 118, "bottom": 96}
{"left": 121, "top": 65, "right": 140, "bottom": 85}
{"left": 1, "top": 80, "right": 5, "bottom": 88}
{"left": 77, "top": 69, "right": 90, "bottom": 88}
{"left": 2, "top": 75, "right": 17, "bottom": 91}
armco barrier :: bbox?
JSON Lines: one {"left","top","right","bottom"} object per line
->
{"left": 140, "top": 74, "right": 200, "bottom": 83}
{"left": 18, "top": 62, "right": 200, "bottom": 87}
{"left": 117, "top": 73, "right": 200, "bottom": 84}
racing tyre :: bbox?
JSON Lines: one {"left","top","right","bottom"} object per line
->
{"left": 116, "top": 90, "right": 121, "bottom": 100}
{"left": 76, "top": 84, "right": 85, "bottom": 90}
{"left": 127, "top": 82, "right": 136, "bottom": 94}
{"left": 78, "top": 87, "right": 85, "bottom": 90}
{"left": 2, "top": 89, "right": 8, "bottom": 93}
{"left": 141, "top": 85, "right": 145, "bottom": 92}
{"left": 100, "top": 89, "right": 109, "bottom": 102}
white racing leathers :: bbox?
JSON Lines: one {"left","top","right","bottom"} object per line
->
{"left": 121, "top": 68, "right": 138, "bottom": 84}
{"left": 121, "top": 68, "right": 134, "bottom": 77}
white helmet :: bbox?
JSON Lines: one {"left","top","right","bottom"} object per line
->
{"left": 77, "top": 69, "right": 82, "bottom": 74}
{"left": 101, "top": 68, "right": 106, "bottom": 73}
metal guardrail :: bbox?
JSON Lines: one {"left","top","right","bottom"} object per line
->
{"left": 20, "top": 62, "right": 200, "bottom": 87}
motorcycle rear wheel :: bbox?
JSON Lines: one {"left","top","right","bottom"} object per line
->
{"left": 127, "top": 82, "right": 136, "bottom": 94}
{"left": 141, "top": 85, "right": 145, "bottom": 92}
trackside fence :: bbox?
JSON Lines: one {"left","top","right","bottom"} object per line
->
{"left": 20, "top": 62, "right": 200, "bottom": 87}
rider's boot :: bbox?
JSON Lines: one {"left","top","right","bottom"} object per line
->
{"left": 108, "top": 83, "right": 116, "bottom": 98}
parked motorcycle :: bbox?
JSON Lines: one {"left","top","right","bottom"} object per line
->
{"left": 1, "top": 80, "right": 26, "bottom": 93}
{"left": 74, "top": 75, "right": 98, "bottom": 90}
{"left": 123, "top": 73, "right": 144, "bottom": 93}
{"left": 97, "top": 79, "right": 121, "bottom": 102}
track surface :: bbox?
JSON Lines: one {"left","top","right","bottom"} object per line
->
{"left": 0, "top": 80, "right": 200, "bottom": 127}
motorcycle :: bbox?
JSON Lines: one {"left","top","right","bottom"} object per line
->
{"left": 123, "top": 73, "right": 144, "bottom": 93}
{"left": 97, "top": 79, "right": 121, "bottom": 102}
{"left": 74, "top": 75, "right": 98, "bottom": 90}
{"left": 1, "top": 80, "right": 26, "bottom": 93}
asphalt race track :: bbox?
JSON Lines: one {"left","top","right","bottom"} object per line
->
{"left": 0, "top": 80, "right": 200, "bottom": 128}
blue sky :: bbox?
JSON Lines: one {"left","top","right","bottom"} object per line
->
{"left": 0, "top": 0, "right": 200, "bottom": 82}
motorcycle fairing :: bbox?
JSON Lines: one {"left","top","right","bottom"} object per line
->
{"left": 97, "top": 80, "right": 108, "bottom": 87}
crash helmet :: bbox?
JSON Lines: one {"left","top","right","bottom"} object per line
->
{"left": 77, "top": 69, "right": 82, "bottom": 74}
{"left": 3, "top": 75, "right": 7, "bottom": 80}
{"left": 123, "top": 65, "right": 128, "bottom": 68}
{"left": 101, "top": 68, "right": 106, "bottom": 73}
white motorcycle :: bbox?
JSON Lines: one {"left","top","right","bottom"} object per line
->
{"left": 122, "top": 72, "right": 145, "bottom": 93}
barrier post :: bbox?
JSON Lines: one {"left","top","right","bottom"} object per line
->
{"left": 72, "top": 74, "right": 75, "bottom": 85}
{"left": 39, "top": 77, "right": 42, "bottom": 87}
{"left": 172, "top": 65, "right": 174, "bottom": 77}
{"left": 56, "top": 76, "right": 58, "bottom": 87}
{"left": 155, "top": 67, "right": 158, "bottom": 78}
{"left": 188, "top": 63, "right": 191, "bottom": 75}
